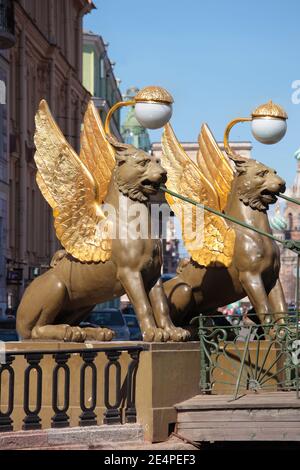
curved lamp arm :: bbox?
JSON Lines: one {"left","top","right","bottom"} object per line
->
{"left": 223, "top": 117, "right": 252, "bottom": 156}
{"left": 104, "top": 100, "right": 135, "bottom": 136}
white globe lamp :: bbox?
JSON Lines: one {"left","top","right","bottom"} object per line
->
{"left": 251, "top": 101, "right": 288, "bottom": 145}
{"left": 134, "top": 86, "right": 173, "bottom": 129}
{"left": 104, "top": 85, "right": 174, "bottom": 135}
{"left": 224, "top": 100, "right": 288, "bottom": 156}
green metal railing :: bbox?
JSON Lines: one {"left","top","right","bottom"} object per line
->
{"left": 197, "top": 313, "right": 299, "bottom": 400}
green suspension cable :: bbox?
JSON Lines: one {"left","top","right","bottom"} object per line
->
{"left": 160, "top": 186, "right": 300, "bottom": 255}
{"left": 279, "top": 193, "right": 300, "bottom": 206}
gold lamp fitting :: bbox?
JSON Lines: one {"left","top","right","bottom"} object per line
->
{"left": 251, "top": 100, "right": 287, "bottom": 119}
{"left": 134, "top": 86, "right": 174, "bottom": 105}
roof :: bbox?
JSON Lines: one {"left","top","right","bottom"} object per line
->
{"left": 81, "top": 0, "right": 96, "bottom": 10}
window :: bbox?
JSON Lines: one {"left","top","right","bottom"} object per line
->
{"left": 288, "top": 212, "right": 293, "bottom": 231}
{"left": 0, "top": 80, "right": 5, "bottom": 105}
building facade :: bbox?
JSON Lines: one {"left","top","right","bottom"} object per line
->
{"left": 0, "top": 0, "right": 16, "bottom": 314}
{"left": 0, "top": 0, "right": 94, "bottom": 313}
{"left": 151, "top": 140, "right": 252, "bottom": 273}
{"left": 271, "top": 153, "right": 300, "bottom": 305}
{"left": 0, "top": 47, "right": 10, "bottom": 314}
{"left": 83, "top": 31, "right": 122, "bottom": 140}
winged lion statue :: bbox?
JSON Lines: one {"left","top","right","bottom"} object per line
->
{"left": 16, "top": 100, "right": 190, "bottom": 343}
{"left": 161, "top": 123, "right": 287, "bottom": 330}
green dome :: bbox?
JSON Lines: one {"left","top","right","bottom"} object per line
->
{"left": 294, "top": 147, "right": 300, "bottom": 160}
{"left": 270, "top": 214, "right": 287, "bottom": 230}
{"left": 122, "top": 107, "right": 143, "bottom": 132}
{"left": 270, "top": 202, "right": 287, "bottom": 231}
{"left": 121, "top": 89, "right": 151, "bottom": 152}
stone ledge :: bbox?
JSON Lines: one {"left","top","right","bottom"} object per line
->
{"left": 3, "top": 340, "right": 200, "bottom": 352}
{"left": 0, "top": 424, "right": 144, "bottom": 450}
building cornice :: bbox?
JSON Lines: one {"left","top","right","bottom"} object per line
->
{"left": 75, "top": 0, "right": 96, "bottom": 13}
{"left": 83, "top": 32, "right": 122, "bottom": 103}
{"left": 83, "top": 32, "right": 106, "bottom": 57}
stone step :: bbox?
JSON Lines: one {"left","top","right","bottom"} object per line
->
{"left": 0, "top": 424, "right": 144, "bottom": 450}
{"left": 175, "top": 392, "right": 300, "bottom": 442}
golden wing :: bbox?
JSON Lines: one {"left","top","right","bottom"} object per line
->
{"left": 161, "top": 123, "right": 235, "bottom": 267}
{"left": 80, "top": 101, "right": 115, "bottom": 202}
{"left": 34, "top": 99, "right": 112, "bottom": 263}
{"left": 197, "top": 123, "right": 234, "bottom": 211}
{"left": 36, "top": 171, "right": 56, "bottom": 208}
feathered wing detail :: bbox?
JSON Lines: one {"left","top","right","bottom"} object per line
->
{"left": 80, "top": 100, "right": 115, "bottom": 202}
{"left": 197, "top": 123, "right": 234, "bottom": 211}
{"left": 36, "top": 171, "right": 56, "bottom": 208}
{"left": 161, "top": 123, "right": 235, "bottom": 267}
{"left": 34, "top": 99, "right": 112, "bottom": 263}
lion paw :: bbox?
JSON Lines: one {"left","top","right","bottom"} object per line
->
{"left": 93, "top": 327, "right": 115, "bottom": 341}
{"left": 142, "top": 327, "right": 169, "bottom": 342}
{"left": 165, "top": 327, "right": 191, "bottom": 342}
{"left": 64, "top": 326, "right": 87, "bottom": 342}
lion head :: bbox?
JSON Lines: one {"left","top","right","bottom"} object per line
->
{"left": 233, "top": 157, "right": 286, "bottom": 211}
{"left": 109, "top": 139, "right": 167, "bottom": 202}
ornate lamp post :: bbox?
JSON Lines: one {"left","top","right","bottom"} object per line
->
{"left": 104, "top": 85, "right": 173, "bottom": 135}
{"left": 223, "top": 100, "right": 288, "bottom": 156}
{"left": 0, "top": 0, "right": 15, "bottom": 49}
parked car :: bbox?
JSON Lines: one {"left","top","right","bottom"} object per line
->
{"left": 0, "top": 329, "right": 19, "bottom": 341}
{"left": 287, "top": 305, "right": 300, "bottom": 327}
{"left": 84, "top": 308, "right": 130, "bottom": 341}
{"left": 161, "top": 273, "right": 176, "bottom": 283}
{"left": 124, "top": 314, "right": 142, "bottom": 341}
{"left": 0, "top": 316, "right": 19, "bottom": 342}
{"left": 122, "top": 305, "right": 136, "bottom": 316}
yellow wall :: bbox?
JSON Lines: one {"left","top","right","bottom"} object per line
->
{"left": 82, "top": 45, "right": 95, "bottom": 95}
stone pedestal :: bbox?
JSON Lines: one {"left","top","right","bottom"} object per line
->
{"left": 135, "top": 342, "right": 200, "bottom": 442}
{"left": 0, "top": 341, "right": 200, "bottom": 443}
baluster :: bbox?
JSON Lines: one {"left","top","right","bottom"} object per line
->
{"left": 103, "top": 350, "right": 122, "bottom": 424}
{"left": 23, "top": 353, "right": 43, "bottom": 430}
{"left": 125, "top": 350, "right": 140, "bottom": 423}
{"left": 79, "top": 350, "right": 97, "bottom": 426}
{"left": 51, "top": 352, "right": 70, "bottom": 428}
{"left": 0, "top": 354, "right": 15, "bottom": 431}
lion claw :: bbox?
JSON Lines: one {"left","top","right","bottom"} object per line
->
{"left": 142, "top": 326, "right": 190, "bottom": 342}
{"left": 64, "top": 326, "right": 86, "bottom": 342}
{"left": 142, "top": 327, "right": 169, "bottom": 342}
{"left": 94, "top": 327, "right": 115, "bottom": 341}
{"left": 166, "top": 327, "right": 191, "bottom": 342}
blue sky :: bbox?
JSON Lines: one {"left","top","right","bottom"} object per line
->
{"left": 84, "top": 0, "right": 300, "bottom": 187}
